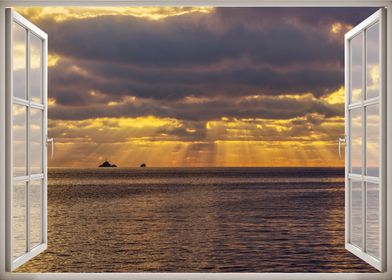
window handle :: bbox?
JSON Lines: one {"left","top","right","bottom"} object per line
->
{"left": 47, "top": 137, "right": 54, "bottom": 159}
{"left": 338, "top": 137, "right": 346, "bottom": 159}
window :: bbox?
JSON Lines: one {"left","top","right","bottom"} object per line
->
{"left": 0, "top": 1, "right": 390, "bottom": 280}
{"left": 344, "top": 9, "right": 386, "bottom": 271}
{"left": 5, "top": 8, "right": 48, "bottom": 271}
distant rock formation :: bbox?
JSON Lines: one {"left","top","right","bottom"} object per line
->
{"left": 99, "top": 160, "right": 117, "bottom": 168}
{"left": 140, "top": 163, "right": 146, "bottom": 168}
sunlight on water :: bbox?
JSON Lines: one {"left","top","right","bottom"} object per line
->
{"left": 16, "top": 167, "right": 376, "bottom": 272}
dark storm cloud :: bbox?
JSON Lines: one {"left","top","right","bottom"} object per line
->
{"left": 37, "top": 7, "right": 377, "bottom": 122}
{"left": 39, "top": 8, "right": 378, "bottom": 68}
{"left": 49, "top": 92, "right": 343, "bottom": 122}
{"left": 43, "top": 12, "right": 341, "bottom": 68}
{"left": 213, "top": 7, "right": 379, "bottom": 28}
{"left": 49, "top": 57, "right": 341, "bottom": 106}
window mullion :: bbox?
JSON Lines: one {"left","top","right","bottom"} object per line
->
{"left": 26, "top": 29, "right": 31, "bottom": 253}
{"left": 361, "top": 29, "right": 367, "bottom": 253}
{"left": 347, "top": 38, "right": 352, "bottom": 245}
{"left": 378, "top": 12, "right": 386, "bottom": 268}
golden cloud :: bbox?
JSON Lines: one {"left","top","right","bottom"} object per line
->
{"left": 16, "top": 7, "right": 214, "bottom": 22}
{"left": 48, "top": 114, "right": 344, "bottom": 167}
{"left": 330, "top": 22, "right": 353, "bottom": 36}
{"left": 50, "top": 138, "right": 344, "bottom": 168}
{"left": 322, "top": 86, "right": 345, "bottom": 104}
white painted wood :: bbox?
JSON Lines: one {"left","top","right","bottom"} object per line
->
{"left": 5, "top": 5, "right": 14, "bottom": 274}
{"left": 4, "top": 8, "right": 48, "bottom": 272}
{"left": 379, "top": 6, "right": 388, "bottom": 272}
{"left": 345, "top": 12, "right": 383, "bottom": 39}
{"left": 11, "top": 243, "right": 46, "bottom": 271}
{"left": 344, "top": 8, "right": 386, "bottom": 272}
{"left": 2, "top": 272, "right": 392, "bottom": 280}
{"left": 42, "top": 17, "right": 48, "bottom": 251}
{"left": 346, "top": 243, "right": 383, "bottom": 270}
{"left": 26, "top": 20, "right": 31, "bottom": 254}
{"left": 0, "top": 1, "right": 390, "bottom": 280}
{"left": 348, "top": 98, "right": 379, "bottom": 110}
{"left": 344, "top": 16, "right": 350, "bottom": 262}
{"left": 0, "top": 4, "right": 6, "bottom": 277}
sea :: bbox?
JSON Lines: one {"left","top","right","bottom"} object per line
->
{"left": 16, "top": 167, "right": 376, "bottom": 272}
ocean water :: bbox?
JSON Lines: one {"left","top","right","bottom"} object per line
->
{"left": 16, "top": 167, "right": 376, "bottom": 272}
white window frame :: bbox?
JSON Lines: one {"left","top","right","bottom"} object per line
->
{"left": 344, "top": 9, "right": 387, "bottom": 271}
{"left": 5, "top": 8, "right": 48, "bottom": 272}
{"left": 0, "top": 1, "right": 391, "bottom": 280}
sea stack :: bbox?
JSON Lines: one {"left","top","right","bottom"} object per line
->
{"left": 99, "top": 160, "right": 117, "bottom": 167}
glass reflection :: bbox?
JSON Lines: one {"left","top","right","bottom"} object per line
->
{"left": 351, "top": 180, "right": 363, "bottom": 248}
{"left": 13, "top": 181, "right": 27, "bottom": 260}
{"left": 13, "top": 22, "right": 27, "bottom": 100}
{"left": 30, "top": 34, "right": 42, "bottom": 104}
{"left": 30, "top": 109, "right": 43, "bottom": 174}
{"left": 351, "top": 32, "right": 363, "bottom": 103}
{"left": 366, "top": 105, "right": 379, "bottom": 177}
{"left": 31, "top": 180, "right": 42, "bottom": 249}
{"left": 350, "top": 108, "right": 362, "bottom": 174}
{"left": 13, "top": 104, "right": 27, "bottom": 177}
{"left": 366, "top": 182, "right": 380, "bottom": 259}
{"left": 366, "top": 23, "right": 380, "bottom": 100}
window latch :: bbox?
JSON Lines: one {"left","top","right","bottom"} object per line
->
{"left": 47, "top": 137, "right": 55, "bottom": 159}
{"left": 338, "top": 137, "right": 346, "bottom": 159}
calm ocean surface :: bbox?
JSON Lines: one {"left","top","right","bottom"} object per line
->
{"left": 16, "top": 167, "right": 376, "bottom": 272}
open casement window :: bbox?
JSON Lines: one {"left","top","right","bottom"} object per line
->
{"left": 344, "top": 8, "right": 386, "bottom": 272}
{"left": 5, "top": 8, "right": 49, "bottom": 271}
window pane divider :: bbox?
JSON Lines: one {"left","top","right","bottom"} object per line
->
{"left": 30, "top": 102, "right": 44, "bottom": 110}
{"left": 348, "top": 173, "right": 380, "bottom": 183}
{"left": 13, "top": 97, "right": 44, "bottom": 110}
{"left": 364, "top": 97, "right": 379, "bottom": 106}
{"left": 13, "top": 173, "right": 44, "bottom": 183}
{"left": 348, "top": 97, "right": 379, "bottom": 110}
{"left": 348, "top": 173, "right": 362, "bottom": 180}
{"left": 26, "top": 28, "right": 31, "bottom": 254}
{"left": 361, "top": 29, "right": 367, "bottom": 253}
{"left": 12, "top": 97, "right": 29, "bottom": 107}
{"left": 30, "top": 173, "right": 44, "bottom": 180}
{"left": 13, "top": 176, "right": 29, "bottom": 182}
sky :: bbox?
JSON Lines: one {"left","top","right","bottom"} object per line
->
{"left": 17, "top": 7, "right": 378, "bottom": 167}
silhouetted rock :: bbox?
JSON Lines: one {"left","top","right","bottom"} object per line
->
{"left": 140, "top": 163, "right": 146, "bottom": 168}
{"left": 99, "top": 161, "right": 117, "bottom": 167}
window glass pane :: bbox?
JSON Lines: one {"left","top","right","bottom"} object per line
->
{"left": 30, "top": 108, "right": 43, "bottom": 174}
{"left": 31, "top": 179, "right": 42, "bottom": 249}
{"left": 351, "top": 32, "right": 363, "bottom": 103}
{"left": 366, "top": 104, "right": 379, "bottom": 177}
{"left": 351, "top": 180, "right": 363, "bottom": 248}
{"left": 13, "top": 104, "right": 27, "bottom": 177}
{"left": 366, "top": 23, "right": 380, "bottom": 100}
{"left": 13, "top": 22, "right": 26, "bottom": 100}
{"left": 30, "top": 34, "right": 42, "bottom": 104}
{"left": 13, "top": 180, "right": 27, "bottom": 260}
{"left": 366, "top": 182, "right": 380, "bottom": 259}
{"left": 350, "top": 108, "right": 362, "bottom": 174}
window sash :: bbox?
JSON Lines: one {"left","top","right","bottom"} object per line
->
{"left": 0, "top": 1, "right": 391, "bottom": 280}
{"left": 5, "top": 8, "right": 48, "bottom": 272}
{"left": 344, "top": 8, "right": 386, "bottom": 272}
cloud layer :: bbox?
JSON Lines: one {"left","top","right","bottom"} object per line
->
{"left": 17, "top": 7, "right": 378, "bottom": 167}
